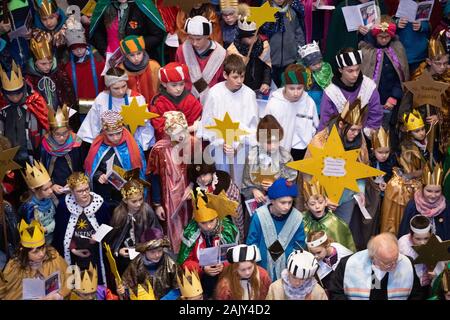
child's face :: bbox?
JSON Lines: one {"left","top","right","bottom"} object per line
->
{"left": 306, "top": 195, "right": 327, "bottom": 218}
{"left": 427, "top": 55, "right": 449, "bottom": 75}
{"left": 163, "top": 81, "right": 185, "bottom": 97}
{"left": 271, "top": 197, "right": 294, "bottom": 215}
{"left": 41, "top": 13, "right": 59, "bottom": 30}
{"left": 237, "top": 261, "right": 255, "bottom": 279}
{"left": 309, "top": 61, "right": 323, "bottom": 72}
{"left": 374, "top": 147, "right": 390, "bottom": 163}
{"left": 145, "top": 247, "right": 164, "bottom": 263}
{"left": 51, "top": 127, "right": 70, "bottom": 145}
{"left": 6, "top": 91, "right": 24, "bottom": 104}
{"left": 105, "top": 130, "right": 123, "bottom": 145}
{"left": 124, "top": 193, "right": 144, "bottom": 214}
{"left": 127, "top": 51, "right": 144, "bottom": 65}
{"left": 35, "top": 58, "right": 53, "bottom": 74}
{"left": 33, "top": 181, "right": 54, "bottom": 199}
{"left": 339, "top": 65, "right": 360, "bottom": 85}
{"left": 188, "top": 35, "right": 210, "bottom": 53}
{"left": 308, "top": 245, "right": 327, "bottom": 261}
{"left": 411, "top": 232, "right": 431, "bottom": 246}
{"left": 376, "top": 33, "right": 392, "bottom": 47}
{"left": 283, "top": 84, "right": 304, "bottom": 102}
{"left": 198, "top": 218, "right": 218, "bottom": 233}
{"left": 109, "top": 80, "right": 128, "bottom": 98}
{"left": 71, "top": 46, "right": 87, "bottom": 58}
{"left": 222, "top": 11, "right": 238, "bottom": 25}
{"left": 410, "top": 127, "right": 426, "bottom": 141}
{"left": 287, "top": 272, "right": 305, "bottom": 288}
{"left": 224, "top": 71, "right": 245, "bottom": 91}
{"left": 28, "top": 246, "right": 46, "bottom": 264}
{"left": 343, "top": 124, "right": 362, "bottom": 142}
{"left": 423, "top": 184, "right": 442, "bottom": 203}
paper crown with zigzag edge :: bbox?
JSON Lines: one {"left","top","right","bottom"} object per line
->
{"left": 76, "top": 263, "right": 98, "bottom": 294}
{"left": 371, "top": 127, "right": 390, "bottom": 149}
{"left": 177, "top": 267, "right": 203, "bottom": 299}
{"left": 429, "top": 29, "right": 447, "bottom": 59}
{"left": 403, "top": 109, "right": 425, "bottom": 132}
{"left": 191, "top": 188, "right": 239, "bottom": 223}
{"left": 21, "top": 160, "right": 51, "bottom": 189}
{"left": 19, "top": 219, "right": 45, "bottom": 248}
{"left": 30, "top": 33, "right": 53, "bottom": 60}
{"left": 48, "top": 104, "right": 70, "bottom": 129}
{"left": 422, "top": 163, "right": 444, "bottom": 186}
{"left": 35, "top": 0, "right": 58, "bottom": 17}
{"left": 339, "top": 98, "right": 368, "bottom": 126}
{"left": 303, "top": 178, "right": 326, "bottom": 200}
{"left": 0, "top": 60, "right": 24, "bottom": 92}
{"left": 129, "top": 280, "right": 156, "bottom": 300}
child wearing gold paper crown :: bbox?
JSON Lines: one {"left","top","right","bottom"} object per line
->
{"left": 0, "top": 220, "right": 70, "bottom": 300}
{"left": 370, "top": 127, "right": 397, "bottom": 195}
{"left": 18, "top": 161, "right": 57, "bottom": 244}
{"left": 69, "top": 262, "right": 118, "bottom": 300}
{"left": 176, "top": 267, "right": 204, "bottom": 300}
{"left": 108, "top": 179, "right": 161, "bottom": 274}
{"left": 33, "top": 0, "right": 67, "bottom": 35}
{"left": 302, "top": 180, "right": 356, "bottom": 252}
{"left": 242, "top": 115, "right": 297, "bottom": 204}
{"left": 177, "top": 190, "right": 239, "bottom": 299}
{"left": 398, "top": 164, "right": 450, "bottom": 241}
{"left": 40, "top": 105, "right": 83, "bottom": 197}
{"left": 119, "top": 35, "right": 161, "bottom": 104}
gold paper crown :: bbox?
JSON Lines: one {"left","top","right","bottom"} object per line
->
{"left": 36, "top": 0, "right": 58, "bottom": 17}
{"left": 303, "top": 179, "right": 326, "bottom": 200}
{"left": 48, "top": 104, "right": 69, "bottom": 129}
{"left": 0, "top": 60, "right": 24, "bottom": 92}
{"left": 77, "top": 263, "right": 98, "bottom": 294}
{"left": 129, "top": 280, "right": 156, "bottom": 300}
{"left": 192, "top": 189, "right": 219, "bottom": 223}
{"left": 340, "top": 98, "right": 368, "bottom": 126}
{"left": 428, "top": 30, "right": 447, "bottom": 59}
{"left": 21, "top": 160, "right": 51, "bottom": 189}
{"left": 67, "top": 172, "right": 90, "bottom": 190}
{"left": 422, "top": 163, "right": 444, "bottom": 186}
{"left": 371, "top": 127, "right": 390, "bottom": 149}
{"left": 30, "top": 34, "right": 53, "bottom": 60}
{"left": 120, "top": 179, "right": 144, "bottom": 199}
{"left": 403, "top": 109, "right": 425, "bottom": 132}
{"left": 220, "top": 0, "right": 238, "bottom": 11}
{"left": 177, "top": 267, "right": 203, "bottom": 299}
{"left": 19, "top": 219, "right": 46, "bottom": 248}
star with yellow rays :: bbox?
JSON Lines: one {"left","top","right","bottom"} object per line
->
{"left": 286, "top": 126, "right": 385, "bottom": 203}
{"left": 249, "top": 2, "right": 278, "bottom": 28}
{"left": 204, "top": 190, "right": 239, "bottom": 220}
{"left": 205, "top": 112, "right": 249, "bottom": 146}
{"left": 251, "top": 166, "right": 277, "bottom": 185}
{"left": 77, "top": 218, "right": 88, "bottom": 230}
{"left": 403, "top": 71, "right": 449, "bottom": 109}
{"left": 120, "top": 97, "right": 159, "bottom": 135}
{"left": 0, "top": 146, "right": 21, "bottom": 182}
{"left": 413, "top": 234, "right": 450, "bottom": 269}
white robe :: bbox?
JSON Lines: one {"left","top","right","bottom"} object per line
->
{"left": 77, "top": 90, "right": 155, "bottom": 150}
{"left": 264, "top": 88, "right": 319, "bottom": 151}
{"left": 197, "top": 81, "right": 259, "bottom": 187}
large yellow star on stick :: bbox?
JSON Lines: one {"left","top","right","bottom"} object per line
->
{"left": 249, "top": 2, "right": 279, "bottom": 28}
{"left": 205, "top": 112, "right": 249, "bottom": 146}
{"left": 120, "top": 97, "right": 159, "bottom": 135}
{"left": 286, "top": 126, "right": 384, "bottom": 203}
{"left": 0, "top": 146, "right": 21, "bottom": 182}
{"left": 205, "top": 190, "right": 239, "bottom": 219}
{"left": 403, "top": 71, "right": 449, "bottom": 109}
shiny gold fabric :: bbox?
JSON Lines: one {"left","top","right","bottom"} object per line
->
{"left": 380, "top": 168, "right": 422, "bottom": 234}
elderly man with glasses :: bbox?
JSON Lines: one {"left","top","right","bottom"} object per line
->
{"left": 328, "top": 232, "right": 423, "bottom": 300}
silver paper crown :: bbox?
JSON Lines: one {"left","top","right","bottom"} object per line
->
{"left": 298, "top": 41, "right": 321, "bottom": 59}
{"left": 238, "top": 17, "right": 256, "bottom": 32}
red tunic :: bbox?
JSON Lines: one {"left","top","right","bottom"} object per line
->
{"left": 150, "top": 91, "right": 202, "bottom": 141}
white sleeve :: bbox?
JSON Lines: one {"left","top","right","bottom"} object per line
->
{"left": 77, "top": 100, "right": 101, "bottom": 143}
{"left": 197, "top": 91, "right": 223, "bottom": 146}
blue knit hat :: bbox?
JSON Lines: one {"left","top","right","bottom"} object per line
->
{"left": 267, "top": 178, "right": 298, "bottom": 200}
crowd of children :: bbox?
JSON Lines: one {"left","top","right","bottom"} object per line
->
{"left": 0, "top": 0, "right": 449, "bottom": 301}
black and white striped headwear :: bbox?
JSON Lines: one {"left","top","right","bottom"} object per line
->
{"left": 287, "top": 249, "right": 319, "bottom": 279}
{"left": 226, "top": 244, "right": 261, "bottom": 263}
{"left": 335, "top": 50, "right": 363, "bottom": 69}
{"left": 184, "top": 15, "right": 212, "bottom": 36}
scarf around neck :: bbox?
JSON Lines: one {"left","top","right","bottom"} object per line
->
{"left": 123, "top": 51, "right": 150, "bottom": 73}
{"left": 331, "top": 72, "right": 363, "bottom": 92}
{"left": 41, "top": 132, "right": 82, "bottom": 157}
{"left": 414, "top": 189, "right": 446, "bottom": 217}
{"left": 281, "top": 269, "right": 317, "bottom": 300}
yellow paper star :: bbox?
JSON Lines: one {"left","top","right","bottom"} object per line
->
{"left": 251, "top": 166, "right": 277, "bottom": 185}
{"left": 249, "top": 2, "right": 279, "bottom": 28}
{"left": 286, "top": 126, "right": 385, "bottom": 203}
{"left": 413, "top": 234, "right": 450, "bottom": 269}
{"left": 77, "top": 218, "right": 88, "bottom": 230}
{"left": 205, "top": 190, "right": 239, "bottom": 219}
{"left": 205, "top": 112, "right": 249, "bottom": 145}
{"left": 403, "top": 71, "right": 449, "bottom": 110}
{"left": 120, "top": 97, "right": 159, "bottom": 135}
{"left": 0, "top": 146, "right": 21, "bottom": 182}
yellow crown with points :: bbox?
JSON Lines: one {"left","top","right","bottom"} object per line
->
{"left": 30, "top": 34, "right": 53, "bottom": 60}
{"left": 403, "top": 109, "right": 425, "bottom": 132}
{"left": 192, "top": 189, "right": 219, "bottom": 223}
{"left": 36, "top": 0, "right": 58, "bottom": 17}
{"left": 428, "top": 30, "right": 447, "bottom": 59}
{"left": 77, "top": 263, "right": 98, "bottom": 294}
{"left": 303, "top": 179, "right": 326, "bottom": 200}
{"left": 120, "top": 179, "right": 144, "bottom": 199}
{"left": 0, "top": 60, "right": 24, "bottom": 92}
{"left": 422, "top": 163, "right": 444, "bottom": 186}
{"left": 129, "top": 280, "right": 156, "bottom": 300}
{"left": 21, "top": 160, "right": 51, "bottom": 189}
{"left": 48, "top": 104, "right": 70, "bottom": 129}
{"left": 340, "top": 98, "right": 368, "bottom": 126}
{"left": 19, "top": 219, "right": 45, "bottom": 248}
{"left": 67, "top": 172, "right": 90, "bottom": 190}
{"left": 177, "top": 267, "right": 203, "bottom": 299}
{"left": 371, "top": 127, "right": 390, "bottom": 149}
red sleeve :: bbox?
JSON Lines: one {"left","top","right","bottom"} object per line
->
{"left": 181, "top": 94, "right": 202, "bottom": 126}
{"left": 259, "top": 266, "right": 272, "bottom": 300}
{"left": 182, "top": 246, "right": 202, "bottom": 275}
{"left": 150, "top": 96, "right": 171, "bottom": 141}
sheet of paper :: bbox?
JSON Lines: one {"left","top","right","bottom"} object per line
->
{"left": 128, "top": 248, "right": 140, "bottom": 260}
{"left": 92, "top": 224, "right": 113, "bottom": 242}
{"left": 342, "top": 5, "right": 362, "bottom": 31}
{"left": 395, "top": 0, "right": 418, "bottom": 21}
{"left": 414, "top": 1, "right": 434, "bottom": 22}
{"left": 23, "top": 278, "right": 44, "bottom": 300}
{"left": 165, "top": 32, "right": 179, "bottom": 47}
{"left": 358, "top": 1, "right": 378, "bottom": 28}
{"left": 323, "top": 157, "right": 346, "bottom": 177}
{"left": 198, "top": 246, "right": 220, "bottom": 267}
{"left": 354, "top": 194, "right": 372, "bottom": 220}
{"left": 44, "top": 272, "right": 60, "bottom": 296}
